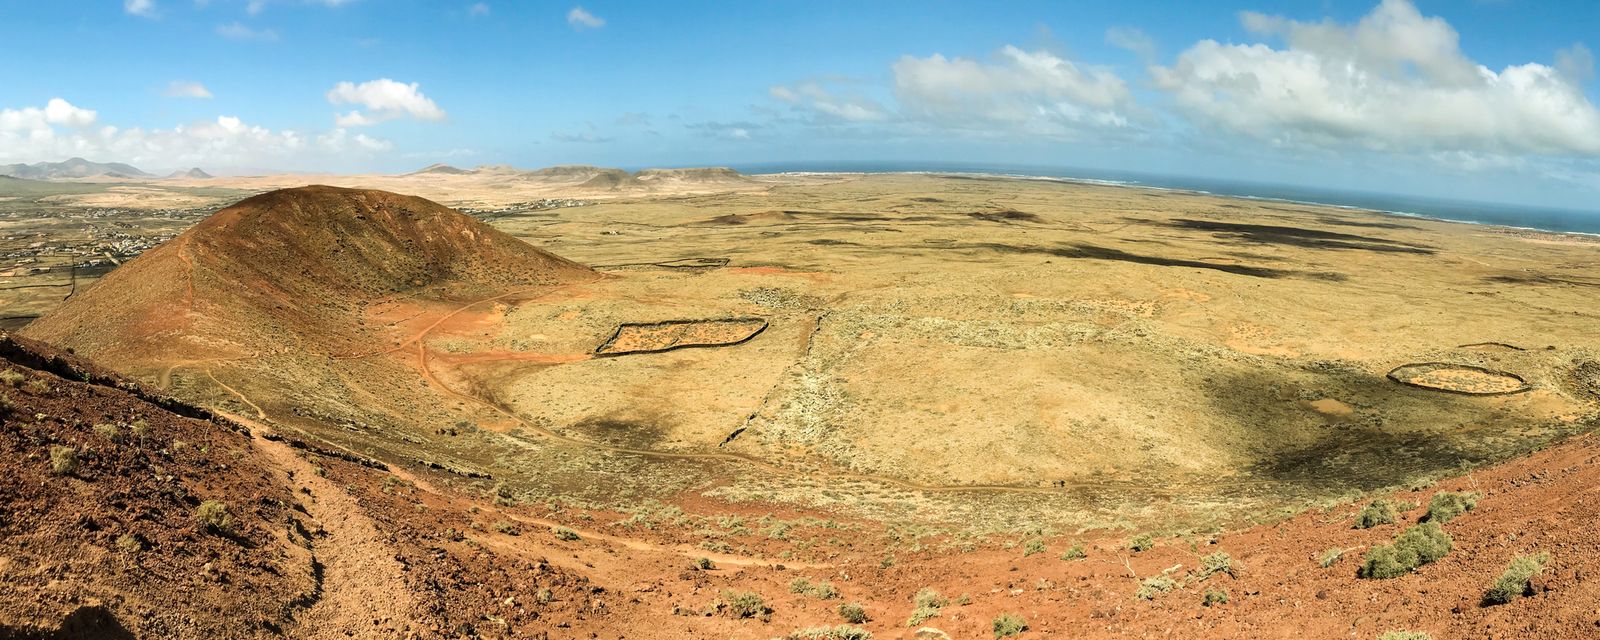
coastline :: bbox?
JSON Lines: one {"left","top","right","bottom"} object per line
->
{"left": 756, "top": 168, "right": 1600, "bottom": 242}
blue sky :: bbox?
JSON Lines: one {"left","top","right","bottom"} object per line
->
{"left": 3, "top": 0, "right": 1600, "bottom": 208}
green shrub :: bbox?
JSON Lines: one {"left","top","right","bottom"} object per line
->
{"left": 1135, "top": 576, "right": 1176, "bottom": 600}
{"left": 0, "top": 370, "right": 25, "bottom": 387}
{"left": 1354, "top": 499, "right": 1399, "bottom": 529}
{"left": 129, "top": 419, "right": 149, "bottom": 442}
{"left": 780, "top": 626, "right": 872, "bottom": 640}
{"left": 492, "top": 521, "right": 520, "bottom": 535}
{"left": 906, "top": 587, "right": 947, "bottom": 625}
{"left": 912, "top": 587, "right": 947, "bottom": 609}
{"left": 1377, "top": 632, "right": 1432, "bottom": 640}
{"left": 1022, "top": 538, "right": 1046, "bottom": 557}
{"left": 116, "top": 533, "right": 143, "bottom": 553}
{"left": 693, "top": 556, "right": 715, "bottom": 570}
{"left": 1422, "top": 492, "right": 1479, "bottom": 524}
{"left": 1203, "top": 588, "right": 1229, "bottom": 606}
{"left": 49, "top": 445, "right": 78, "bottom": 476}
{"left": 196, "top": 500, "right": 233, "bottom": 534}
{"left": 838, "top": 601, "right": 868, "bottom": 624}
{"left": 789, "top": 578, "right": 840, "bottom": 600}
{"left": 1195, "top": 552, "right": 1236, "bottom": 580}
{"left": 1059, "top": 543, "right": 1087, "bottom": 561}
{"left": 553, "top": 526, "right": 580, "bottom": 541}
{"left": 722, "top": 589, "right": 770, "bottom": 618}
{"left": 1319, "top": 547, "right": 1346, "bottom": 568}
{"left": 1484, "top": 553, "right": 1549, "bottom": 605}
{"left": 809, "top": 580, "right": 839, "bottom": 600}
{"left": 992, "top": 612, "right": 1028, "bottom": 638}
{"left": 1359, "top": 522, "right": 1452, "bottom": 579}
{"left": 22, "top": 379, "right": 49, "bottom": 395}
{"left": 93, "top": 423, "right": 123, "bottom": 443}
{"left": 1128, "top": 533, "right": 1155, "bottom": 552}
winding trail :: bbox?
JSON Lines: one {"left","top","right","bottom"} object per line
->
{"left": 231, "top": 412, "right": 420, "bottom": 638}
{"left": 204, "top": 366, "right": 265, "bottom": 419}
{"left": 218, "top": 407, "right": 830, "bottom": 570}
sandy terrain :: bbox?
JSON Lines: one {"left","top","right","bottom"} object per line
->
{"left": 4, "top": 170, "right": 1600, "bottom": 638}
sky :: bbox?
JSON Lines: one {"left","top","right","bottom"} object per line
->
{"left": 3, "top": 0, "right": 1600, "bottom": 208}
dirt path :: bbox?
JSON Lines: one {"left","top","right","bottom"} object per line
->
{"left": 176, "top": 233, "right": 196, "bottom": 314}
{"left": 234, "top": 412, "right": 420, "bottom": 638}
{"left": 203, "top": 366, "right": 265, "bottom": 419}
{"left": 216, "top": 406, "right": 829, "bottom": 576}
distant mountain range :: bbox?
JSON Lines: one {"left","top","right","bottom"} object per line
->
{"left": 0, "top": 157, "right": 154, "bottom": 180}
{"left": 405, "top": 163, "right": 750, "bottom": 189}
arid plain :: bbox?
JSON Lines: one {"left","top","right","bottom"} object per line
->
{"left": 4, "top": 168, "right": 1600, "bottom": 638}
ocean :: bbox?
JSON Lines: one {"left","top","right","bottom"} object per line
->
{"left": 731, "top": 161, "right": 1600, "bottom": 237}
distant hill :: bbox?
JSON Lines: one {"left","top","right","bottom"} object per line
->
{"left": 24, "top": 185, "right": 598, "bottom": 361}
{"left": 0, "top": 175, "right": 111, "bottom": 196}
{"left": 401, "top": 164, "right": 750, "bottom": 190}
{"left": 167, "top": 167, "right": 213, "bottom": 179}
{"left": 0, "top": 157, "right": 153, "bottom": 180}
{"left": 634, "top": 167, "right": 749, "bottom": 185}
{"left": 407, "top": 163, "right": 471, "bottom": 176}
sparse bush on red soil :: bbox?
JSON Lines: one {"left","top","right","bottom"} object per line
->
{"left": 1359, "top": 522, "right": 1452, "bottom": 579}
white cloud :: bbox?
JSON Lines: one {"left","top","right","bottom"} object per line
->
{"left": 1152, "top": 0, "right": 1600, "bottom": 156}
{"left": 216, "top": 22, "right": 279, "bottom": 42}
{"left": 469, "top": 2, "right": 489, "bottom": 17}
{"left": 325, "top": 79, "right": 446, "bottom": 126}
{"left": 768, "top": 81, "right": 889, "bottom": 122}
{"left": 333, "top": 110, "right": 377, "bottom": 127}
{"left": 684, "top": 120, "right": 763, "bottom": 140}
{"left": 246, "top": 0, "right": 354, "bottom": 15}
{"left": 1105, "top": 27, "right": 1155, "bottom": 60}
{"left": 163, "top": 81, "right": 214, "bottom": 99}
{"left": 0, "top": 100, "right": 392, "bottom": 171}
{"left": 1, "top": 99, "right": 98, "bottom": 131}
{"left": 891, "top": 45, "right": 1135, "bottom": 133}
{"left": 550, "top": 131, "right": 612, "bottom": 143}
{"left": 1556, "top": 43, "right": 1595, "bottom": 83}
{"left": 567, "top": 6, "right": 603, "bottom": 30}
{"left": 125, "top": 0, "right": 157, "bottom": 18}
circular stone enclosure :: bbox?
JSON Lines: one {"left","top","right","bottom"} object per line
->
{"left": 1387, "top": 362, "right": 1531, "bottom": 395}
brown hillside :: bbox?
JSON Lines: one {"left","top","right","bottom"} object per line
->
{"left": 23, "top": 185, "right": 598, "bottom": 362}
{"left": 0, "top": 333, "right": 310, "bottom": 638}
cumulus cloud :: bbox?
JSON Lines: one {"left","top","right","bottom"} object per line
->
{"left": 216, "top": 22, "right": 278, "bottom": 42}
{"left": 125, "top": 0, "right": 156, "bottom": 18}
{"left": 891, "top": 45, "right": 1135, "bottom": 133}
{"left": 325, "top": 79, "right": 446, "bottom": 126}
{"left": 0, "top": 99, "right": 98, "bottom": 131}
{"left": 0, "top": 99, "right": 392, "bottom": 170}
{"left": 1152, "top": 0, "right": 1600, "bottom": 156}
{"left": 567, "top": 6, "right": 603, "bottom": 30}
{"left": 768, "top": 81, "right": 889, "bottom": 122}
{"left": 163, "top": 81, "right": 213, "bottom": 99}
{"left": 468, "top": 3, "right": 489, "bottom": 17}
